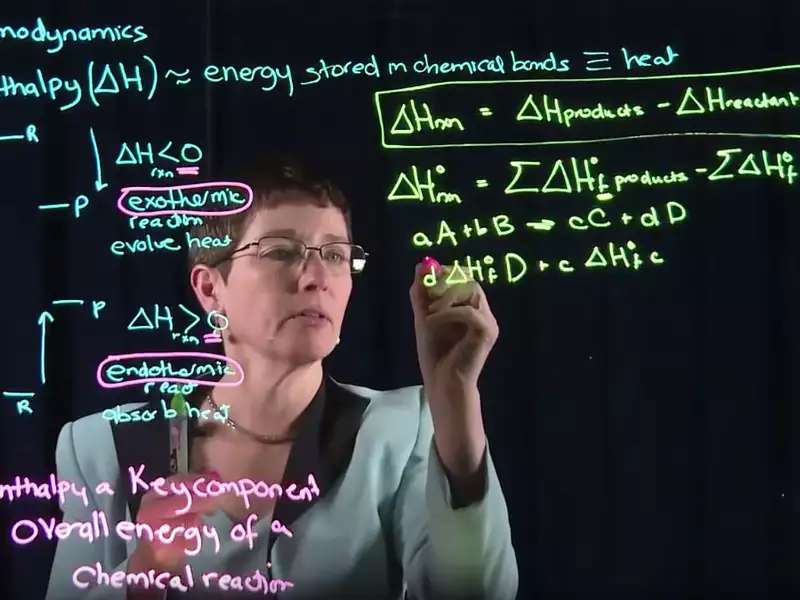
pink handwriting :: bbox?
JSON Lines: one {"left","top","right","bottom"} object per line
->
{"left": 202, "top": 569, "right": 294, "bottom": 595}
{"left": 128, "top": 464, "right": 319, "bottom": 514}
{"left": 73, "top": 563, "right": 295, "bottom": 594}
{"left": 12, "top": 509, "right": 222, "bottom": 555}
{"left": 116, "top": 181, "right": 253, "bottom": 217}
{"left": 12, "top": 509, "right": 293, "bottom": 552}
{"left": 0, "top": 474, "right": 88, "bottom": 507}
{"left": 95, "top": 352, "right": 245, "bottom": 388}
{"left": 11, "top": 510, "right": 294, "bottom": 556}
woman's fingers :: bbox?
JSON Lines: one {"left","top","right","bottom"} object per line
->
{"left": 139, "top": 472, "right": 223, "bottom": 519}
{"left": 143, "top": 489, "right": 220, "bottom": 517}
{"left": 428, "top": 279, "right": 479, "bottom": 313}
{"left": 413, "top": 262, "right": 463, "bottom": 304}
{"left": 134, "top": 511, "right": 205, "bottom": 570}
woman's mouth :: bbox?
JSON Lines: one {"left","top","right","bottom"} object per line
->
{"left": 289, "top": 312, "right": 329, "bottom": 326}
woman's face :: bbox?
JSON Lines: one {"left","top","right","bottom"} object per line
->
{"left": 215, "top": 198, "right": 353, "bottom": 365}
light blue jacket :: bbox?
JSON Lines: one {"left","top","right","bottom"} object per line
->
{"left": 46, "top": 373, "right": 518, "bottom": 599}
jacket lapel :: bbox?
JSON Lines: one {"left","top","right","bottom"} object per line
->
{"left": 109, "top": 396, "right": 171, "bottom": 521}
{"left": 268, "top": 373, "right": 369, "bottom": 554}
{"left": 109, "top": 371, "right": 370, "bottom": 532}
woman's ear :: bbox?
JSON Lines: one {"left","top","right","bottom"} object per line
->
{"left": 189, "top": 264, "right": 224, "bottom": 314}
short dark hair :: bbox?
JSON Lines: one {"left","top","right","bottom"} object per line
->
{"left": 186, "top": 153, "right": 353, "bottom": 281}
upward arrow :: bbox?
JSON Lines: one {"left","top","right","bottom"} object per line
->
{"left": 38, "top": 311, "right": 54, "bottom": 384}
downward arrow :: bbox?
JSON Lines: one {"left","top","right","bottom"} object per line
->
{"left": 89, "top": 127, "right": 108, "bottom": 192}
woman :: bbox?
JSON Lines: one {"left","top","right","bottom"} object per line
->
{"left": 45, "top": 157, "right": 518, "bottom": 599}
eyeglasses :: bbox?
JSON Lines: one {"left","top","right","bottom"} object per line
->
{"left": 216, "top": 236, "right": 369, "bottom": 274}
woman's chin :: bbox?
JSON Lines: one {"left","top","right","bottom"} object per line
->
{"left": 269, "top": 339, "right": 335, "bottom": 361}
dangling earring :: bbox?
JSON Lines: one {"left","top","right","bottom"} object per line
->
{"left": 206, "top": 310, "right": 229, "bottom": 343}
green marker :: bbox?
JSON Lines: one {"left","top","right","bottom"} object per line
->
{"left": 170, "top": 391, "right": 189, "bottom": 416}
{"left": 168, "top": 392, "right": 189, "bottom": 474}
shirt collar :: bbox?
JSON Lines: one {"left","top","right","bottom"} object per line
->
{"left": 110, "top": 367, "right": 370, "bottom": 528}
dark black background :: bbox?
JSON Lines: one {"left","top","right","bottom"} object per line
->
{"left": 1, "top": 1, "right": 798, "bottom": 598}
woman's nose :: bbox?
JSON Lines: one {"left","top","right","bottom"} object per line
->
{"left": 298, "top": 250, "right": 330, "bottom": 284}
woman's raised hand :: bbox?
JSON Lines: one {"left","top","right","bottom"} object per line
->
{"left": 126, "top": 471, "right": 221, "bottom": 595}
